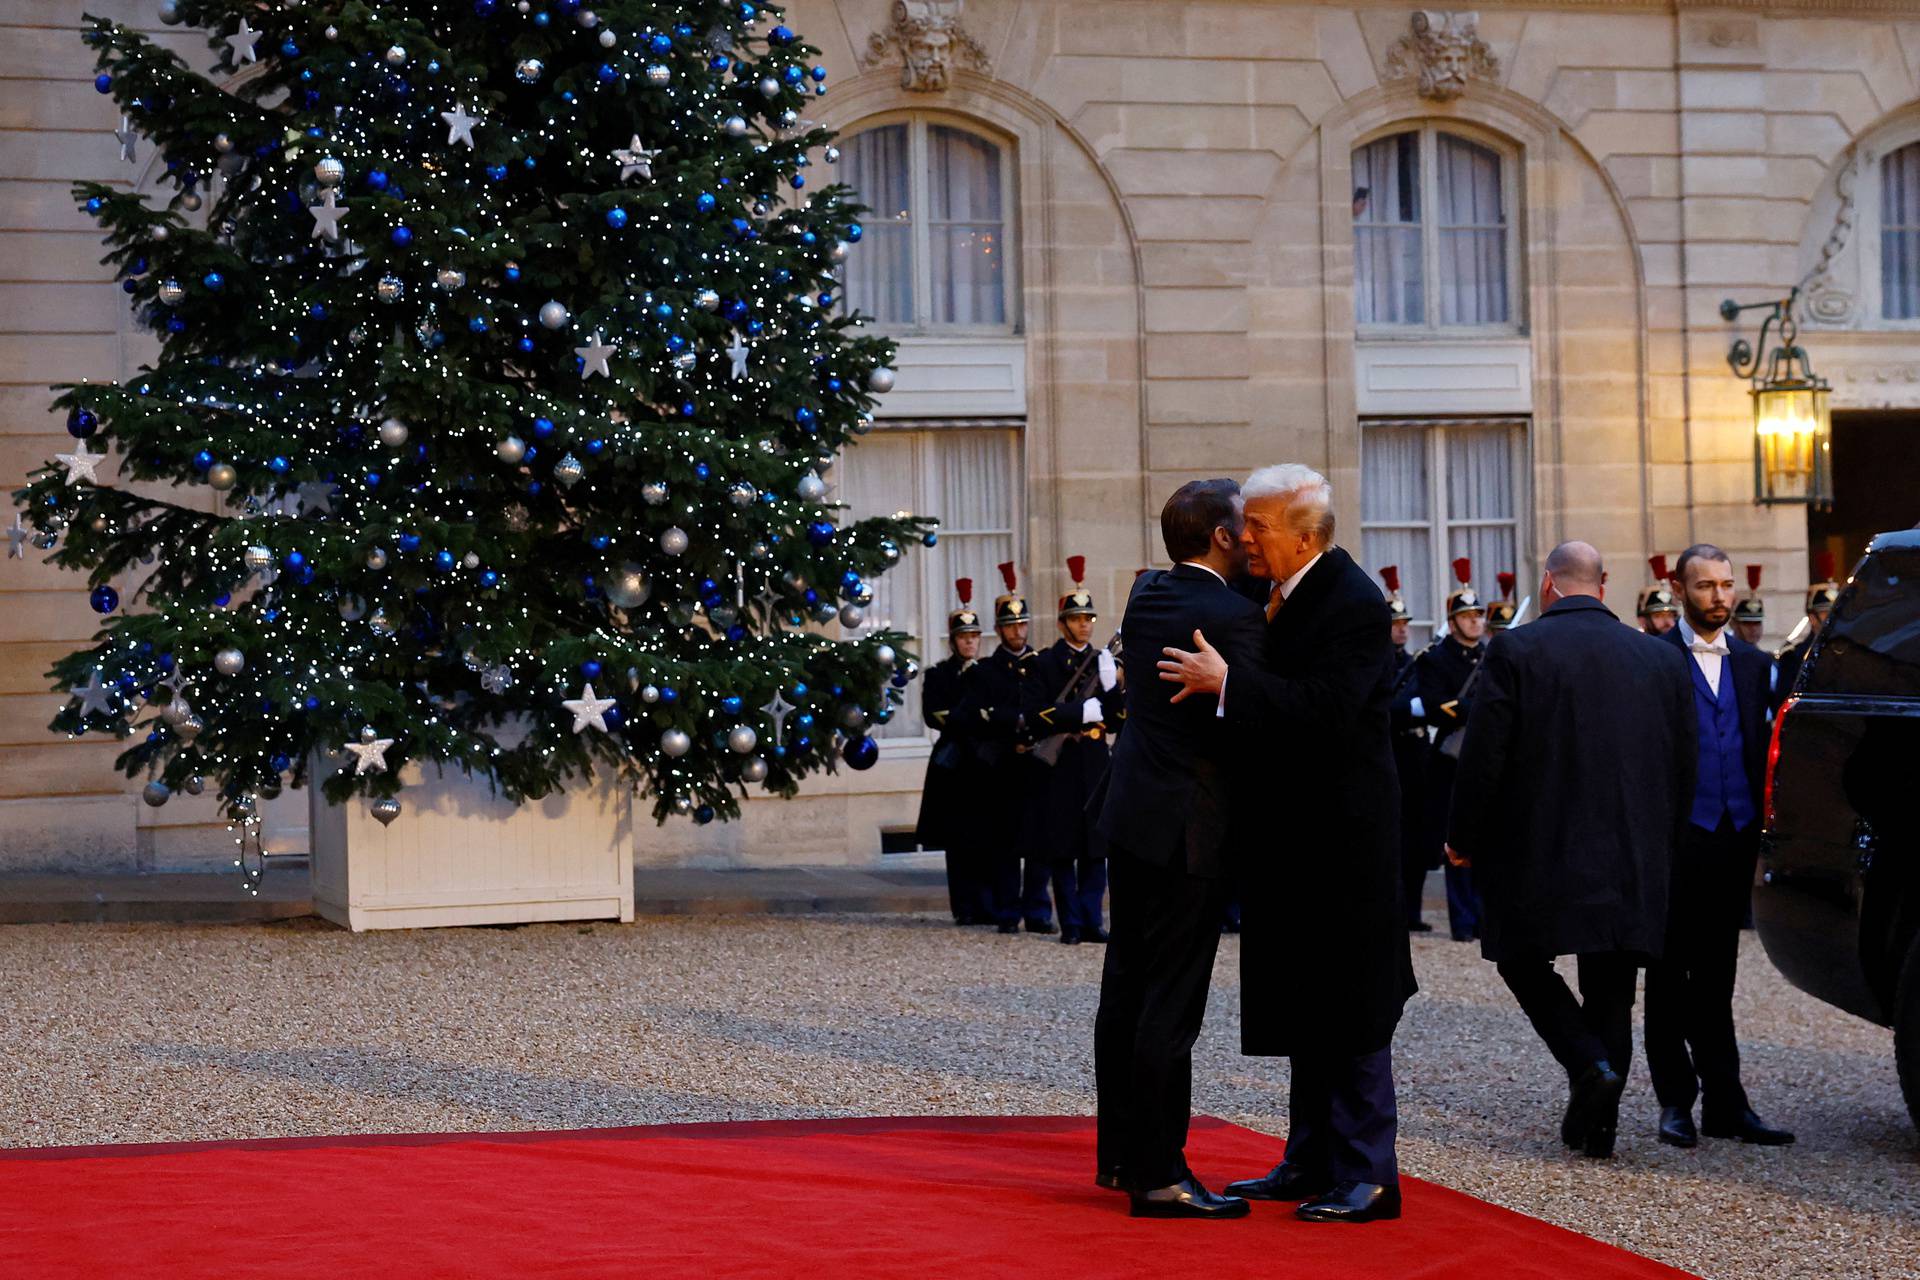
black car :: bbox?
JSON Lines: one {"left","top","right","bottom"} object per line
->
{"left": 1755, "top": 528, "right": 1920, "bottom": 1128}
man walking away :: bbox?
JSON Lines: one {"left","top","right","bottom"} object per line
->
{"left": 1645, "top": 545, "right": 1796, "bottom": 1148}
{"left": 1447, "top": 541, "right": 1695, "bottom": 1158}
{"left": 1092, "top": 480, "right": 1265, "bottom": 1220}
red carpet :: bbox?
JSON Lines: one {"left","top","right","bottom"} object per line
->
{"left": 0, "top": 1115, "right": 1692, "bottom": 1278}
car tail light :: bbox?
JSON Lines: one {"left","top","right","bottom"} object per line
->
{"left": 1763, "top": 696, "right": 1795, "bottom": 828}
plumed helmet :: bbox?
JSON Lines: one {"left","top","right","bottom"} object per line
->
{"left": 1058, "top": 554, "right": 1096, "bottom": 620}
{"left": 1445, "top": 557, "right": 1483, "bottom": 618}
{"left": 947, "top": 577, "right": 982, "bottom": 635}
{"left": 1733, "top": 564, "right": 1765, "bottom": 624}
{"left": 1638, "top": 553, "right": 1677, "bottom": 618}
{"left": 1807, "top": 550, "right": 1840, "bottom": 614}
{"left": 1488, "top": 570, "right": 1518, "bottom": 630}
{"left": 1380, "top": 565, "right": 1411, "bottom": 623}
{"left": 993, "top": 561, "right": 1028, "bottom": 628}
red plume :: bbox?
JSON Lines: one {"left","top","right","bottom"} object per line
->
{"left": 1814, "top": 550, "right": 1836, "bottom": 582}
{"left": 1648, "top": 554, "right": 1670, "bottom": 582}
{"left": 1066, "top": 554, "right": 1086, "bottom": 585}
{"left": 955, "top": 577, "right": 973, "bottom": 606}
{"left": 1380, "top": 565, "right": 1401, "bottom": 593}
{"left": 998, "top": 561, "right": 1018, "bottom": 593}
{"left": 1497, "top": 571, "right": 1516, "bottom": 597}
{"left": 1746, "top": 564, "right": 1762, "bottom": 591}
{"left": 1451, "top": 557, "right": 1472, "bottom": 586}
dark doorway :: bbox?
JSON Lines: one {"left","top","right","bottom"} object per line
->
{"left": 1807, "top": 411, "right": 1920, "bottom": 579}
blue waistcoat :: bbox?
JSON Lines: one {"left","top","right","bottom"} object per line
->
{"left": 1687, "top": 651, "right": 1756, "bottom": 833}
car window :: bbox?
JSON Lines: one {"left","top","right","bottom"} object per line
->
{"left": 1806, "top": 546, "right": 1920, "bottom": 697}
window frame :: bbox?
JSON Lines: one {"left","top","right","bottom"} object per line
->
{"left": 1352, "top": 122, "right": 1526, "bottom": 339}
{"left": 834, "top": 112, "right": 1022, "bottom": 338}
{"left": 1861, "top": 126, "right": 1920, "bottom": 329}
{"left": 1358, "top": 416, "right": 1533, "bottom": 645}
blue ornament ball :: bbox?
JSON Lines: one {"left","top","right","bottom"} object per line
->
{"left": 606, "top": 206, "right": 628, "bottom": 229}
{"left": 66, "top": 407, "right": 98, "bottom": 438}
{"left": 843, "top": 734, "right": 879, "bottom": 771}
{"left": 694, "top": 804, "right": 716, "bottom": 824}
{"left": 806, "top": 521, "right": 835, "bottom": 547}
{"left": 95, "top": 73, "right": 112, "bottom": 93}
{"left": 89, "top": 584, "right": 119, "bottom": 614}
{"left": 582, "top": 659, "right": 603, "bottom": 679}
{"left": 434, "top": 550, "right": 455, "bottom": 571}
{"left": 271, "top": 753, "right": 292, "bottom": 773}
{"left": 391, "top": 226, "right": 412, "bottom": 246}
{"left": 769, "top": 24, "right": 794, "bottom": 44}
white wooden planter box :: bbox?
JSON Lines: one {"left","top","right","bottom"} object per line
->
{"left": 308, "top": 757, "right": 635, "bottom": 932}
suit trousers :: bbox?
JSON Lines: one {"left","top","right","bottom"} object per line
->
{"left": 1645, "top": 820, "right": 1757, "bottom": 1116}
{"left": 1282, "top": 1046, "right": 1399, "bottom": 1188}
{"left": 1496, "top": 951, "right": 1639, "bottom": 1081}
{"left": 1094, "top": 845, "right": 1227, "bottom": 1189}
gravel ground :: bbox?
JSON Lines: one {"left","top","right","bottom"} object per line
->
{"left": 1, "top": 914, "right": 1914, "bottom": 1279}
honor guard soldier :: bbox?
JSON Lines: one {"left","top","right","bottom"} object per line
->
{"left": 1638, "top": 555, "right": 1679, "bottom": 635}
{"left": 1733, "top": 565, "right": 1766, "bottom": 649}
{"left": 1382, "top": 567, "right": 1434, "bottom": 933}
{"left": 1775, "top": 551, "right": 1840, "bottom": 702}
{"left": 957, "top": 562, "right": 1048, "bottom": 934}
{"left": 918, "top": 579, "right": 987, "bottom": 926}
{"left": 1488, "top": 572, "right": 1518, "bottom": 632}
{"left": 1027, "top": 556, "right": 1123, "bottom": 945}
{"left": 1415, "top": 557, "right": 1488, "bottom": 942}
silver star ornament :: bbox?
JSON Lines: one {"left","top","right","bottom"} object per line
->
{"left": 342, "top": 735, "right": 395, "bottom": 775}
{"left": 6, "top": 514, "right": 27, "bottom": 560}
{"left": 563, "top": 682, "right": 617, "bottom": 734}
{"left": 575, "top": 331, "right": 616, "bottom": 379}
{"left": 70, "top": 669, "right": 116, "bottom": 718}
{"left": 308, "top": 188, "right": 347, "bottom": 241}
{"left": 55, "top": 443, "right": 104, "bottom": 486}
{"left": 614, "top": 136, "right": 658, "bottom": 181}
{"left": 225, "top": 19, "right": 259, "bottom": 64}
{"left": 727, "top": 331, "right": 749, "bottom": 380}
{"left": 441, "top": 102, "right": 480, "bottom": 149}
{"left": 115, "top": 115, "right": 138, "bottom": 164}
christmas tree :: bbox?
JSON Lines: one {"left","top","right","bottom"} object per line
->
{"left": 16, "top": 0, "right": 932, "bottom": 832}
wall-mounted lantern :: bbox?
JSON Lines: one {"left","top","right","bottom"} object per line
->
{"left": 1720, "top": 290, "right": 1833, "bottom": 509}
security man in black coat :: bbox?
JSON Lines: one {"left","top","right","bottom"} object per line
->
{"left": 1159, "top": 465, "right": 1417, "bottom": 1225}
{"left": 1380, "top": 566, "right": 1433, "bottom": 933}
{"left": 1447, "top": 541, "right": 1696, "bottom": 1159}
{"left": 917, "top": 578, "right": 986, "bottom": 925}
{"left": 1773, "top": 551, "right": 1839, "bottom": 706}
{"left": 1415, "top": 559, "right": 1487, "bottom": 942}
{"left": 957, "top": 562, "right": 1045, "bottom": 934}
{"left": 1028, "top": 556, "right": 1121, "bottom": 945}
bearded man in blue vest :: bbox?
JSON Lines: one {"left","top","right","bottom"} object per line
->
{"left": 1645, "top": 544, "right": 1795, "bottom": 1149}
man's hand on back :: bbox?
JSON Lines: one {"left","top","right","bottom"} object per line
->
{"left": 1157, "top": 630, "right": 1227, "bottom": 704}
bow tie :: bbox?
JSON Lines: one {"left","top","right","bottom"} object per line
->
{"left": 1690, "top": 641, "right": 1726, "bottom": 655}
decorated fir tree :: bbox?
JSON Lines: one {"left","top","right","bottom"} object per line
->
{"left": 16, "top": 0, "right": 930, "bottom": 834}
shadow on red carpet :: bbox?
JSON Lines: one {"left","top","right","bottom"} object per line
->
{"left": 0, "top": 1114, "right": 1695, "bottom": 1278}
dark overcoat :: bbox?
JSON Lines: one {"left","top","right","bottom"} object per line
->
{"left": 1220, "top": 546, "right": 1418, "bottom": 1057}
{"left": 956, "top": 641, "right": 1044, "bottom": 852}
{"left": 914, "top": 652, "right": 977, "bottom": 851}
{"left": 1447, "top": 595, "right": 1698, "bottom": 963}
{"left": 1027, "top": 638, "right": 1120, "bottom": 858}
{"left": 1388, "top": 649, "right": 1433, "bottom": 875}
{"left": 1091, "top": 565, "right": 1266, "bottom": 879}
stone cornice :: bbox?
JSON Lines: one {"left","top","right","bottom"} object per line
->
{"left": 1305, "top": 0, "right": 1920, "bottom": 16}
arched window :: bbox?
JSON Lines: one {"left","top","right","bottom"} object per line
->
{"left": 1881, "top": 140, "right": 1920, "bottom": 319}
{"left": 839, "top": 118, "right": 1015, "bottom": 332}
{"left": 1353, "top": 126, "right": 1517, "bottom": 330}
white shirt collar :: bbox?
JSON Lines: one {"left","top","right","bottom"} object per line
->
{"left": 1179, "top": 560, "right": 1227, "bottom": 585}
{"left": 1677, "top": 615, "right": 1728, "bottom": 653}
{"left": 1279, "top": 551, "right": 1324, "bottom": 602}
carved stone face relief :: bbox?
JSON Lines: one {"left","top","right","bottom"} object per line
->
{"left": 1385, "top": 10, "right": 1499, "bottom": 102}
{"left": 863, "top": 0, "right": 991, "bottom": 93}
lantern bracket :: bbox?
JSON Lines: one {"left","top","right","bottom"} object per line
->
{"left": 1720, "top": 289, "right": 1820, "bottom": 386}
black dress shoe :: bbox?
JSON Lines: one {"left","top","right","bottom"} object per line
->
{"left": 1701, "top": 1106, "right": 1795, "bottom": 1146}
{"left": 1024, "top": 919, "right": 1058, "bottom": 935}
{"left": 1094, "top": 1168, "right": 1127, "bottom": 1191}
{"left": 1657, "top": 1106, "right": 1698, "bottom": 1148}
{"left": 1059, "top": 929, "right": 1082, "bottom": 945}
{"left": 1128, "top": 1176, "right": 1249, "bottom": 1220}
{"left": 997, "top": 922, "right": 1020, "bottom": 934}
{"left": 1408, "top": 921, "right": 1434, "bottom": 934}
{"left": 1561, "top": 1062, "right": 1626, "bottom": 1150}
{"left": 1296, "top": 1181, "right": 1401, "bottom": 1223}
{"left": 1583, "top": 1120, "right": 1618, "bottom": 1159}
{"left": 1083, "top": 927, "right": 1110, "bottom": 944}
{"left": 1225, "top": 1163, "right": 1333, "bottom": 1202}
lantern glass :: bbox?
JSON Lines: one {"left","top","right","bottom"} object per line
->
{"left": 1752, "top": 380, "right": 1832, "bottom": 506}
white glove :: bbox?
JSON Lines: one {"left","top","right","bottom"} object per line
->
{"left": 1097, "top": 648, "right": 1118, "bottom": 691}
{"left": 1081, "top": 697, "right": 1104, "bottom": 725}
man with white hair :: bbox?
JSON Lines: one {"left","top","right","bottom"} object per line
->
{"left": 1158, "top": 464, "right": 1417, "bottom": 1224}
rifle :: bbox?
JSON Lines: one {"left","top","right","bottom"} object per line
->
{"left": 1030, "top": 634, "right": 1122, "bottom": 767}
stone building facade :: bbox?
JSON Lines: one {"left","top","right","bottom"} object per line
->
{"left": 3, "top": 0, "right": 1918, "bottom": 871}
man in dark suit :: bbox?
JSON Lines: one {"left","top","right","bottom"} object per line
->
{"left": 1091, "top": 479, "right": 1266, "bottom": 1220}
{"left": 1446, "top": 541, "right": 1696, "bottom": 1158}
{"left": 917, "top": 579, "right": 985, "bottom": 925}
{"left": 1646, "top": 545, "right": 1796, "bottom": 1147}
{"left": 1158, "top": 464, "right": 1417, "bottom": 1225}
{"left": 957, "top": 563, "right": 1044, "bottom": 934}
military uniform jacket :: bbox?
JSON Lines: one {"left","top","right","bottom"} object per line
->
{"left": 1027, "top": 638, "right": 1122, "bottom": 852}
{"left": 1413, "top": 635, "right": 1484, "bottom": 754}
{"left": 958, "top": 642, "right": 1038, "bottom": 768}
{"left": 915, "top": 653, "right": 977, "bottom": 851}
{"left": 1389, "top": 648, "right": 1433, "bottom": 872}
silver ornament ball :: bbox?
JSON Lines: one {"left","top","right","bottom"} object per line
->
{"left": 759, "top": 76, "right": 781, "bottom": 99}
{"left": 796, "top": 472, "right": 827, "bottom": 502}
{"left": 143, "top": 780, "right": 171, "bottom": 807}
{"left": 605, "top": 562, "right": 651, "bottom": 610}
{"left": 183, "top": 774, "right": 205, "bottom": 795}
{"left": 516, "top": 57, "right": 544, "bottom": 83}
{"left": 659, "top": 526, "right": 689, "bottom": 556}
{"left": 812, "top": 601, "right": 840, "bottom": 624}
{"left": 207, "top": 462, "right": 237, "bottom": 491}
{"left": 436, "top": 266, "right": 466, "bottom": 291}
{"left": 728, "top": 481, "right": 757, "bottom": 506}
{"left": 640, "top": 480, "right": 669, "bottom": 506}
{"left": 695, "top": 288, "right": 721, "bottom": 312}
{"left": 368, "top": 609, "right": 394, "bottom": 636}
{"left": 875, "top": 644, "right": 897, "bottom": 667}
{"left": 538, "top": 300, "right": 569, "bottom": 329}
{"left": 378, "top": 417, "right": 410, "bottom": 447}
{"left": 365, "top": 547, "right": 388, "bottom": 570}
{"left": 554, "top": 453, "right": 584, "bottom": 488}
{"left": 640, "top": 684, "right": 661, "bottom": 704}
{"left": 671, "top": 794, "right": 694, "bottom": 815}
{"left": 180, "top": 191, "right": 202, "bottom": 212}
{"left": 723, "top": 116, "right": 748, "bottom": 139}
{"left": 598, "top": 28, "right": 616, "bottom": 48}
{"left": 837, "top": 604, "right": 865, "bottom": 629}
{"left": 213, "top": 647, "right": 245, "bottom": 676}
{"left": 838, "top": 705, "right": 868, "bottom": 733}
{"left": 158, "top": 0, "right": 181, "bottom": 22}
{"left": 384, "top": 44, "right": 408, "bottom": 65}
{"left": 158, "top": 278, "right": 185, "bottom": 306}
{"left": 728, "top": 725, "right": 758, "bottom": 754}
{"left": 338, "top": 593, "right": 367, "bottom": 622}
{"left": 243, "top": 545, "right": 272, "bottom": 572}
{"left": 646, "top": 64, "right": 671, "bottom": 86}
{"left": 740, "top": 755, "right": 769, "bottom": 783}
{"left": 496, "top": 435, "right": 527, "bottom": 464}
{"left": 371, "top": 796, "right": 402, "bottom": 826}
{"left": 376, "top": 275, "right": 405, "bottom": 304}
{"left": 867, "top": 366, "right": 896, "bottom": 394}
{"left": 829, "top": 241, "right": 851, "bottom": 264}
{"left": 212, "top": 132, "right": 233, "bottom": 153}
{"left": 660, "top": 728, "right": 692, "bottom": 758}
{"left": 314, "top": 156, "right": 345, "bottom": 187}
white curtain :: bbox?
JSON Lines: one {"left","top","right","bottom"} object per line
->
{"left": 1436, "top": 134, "right": 1509, "bottom": 325}
{"left": 835, "top": 428, "right": 1018, "bottom": 737}
{"left": 1883, "top": 143, "right": 1920, "bottom": 320}
{"left": 927, "top": 127, "right": 1006, "bottom": 326}
{"left": 841, "top": 125, "right": 913, "bottom": 327}
{"left": 1361, "top": 424, "right": 1434, "bottom": 639}
{"left": 1444, "top": 425, "right": 1519, "bottom": 610}
{"left": 1353, "top": 133, "right": 1423, "bottom": 325}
